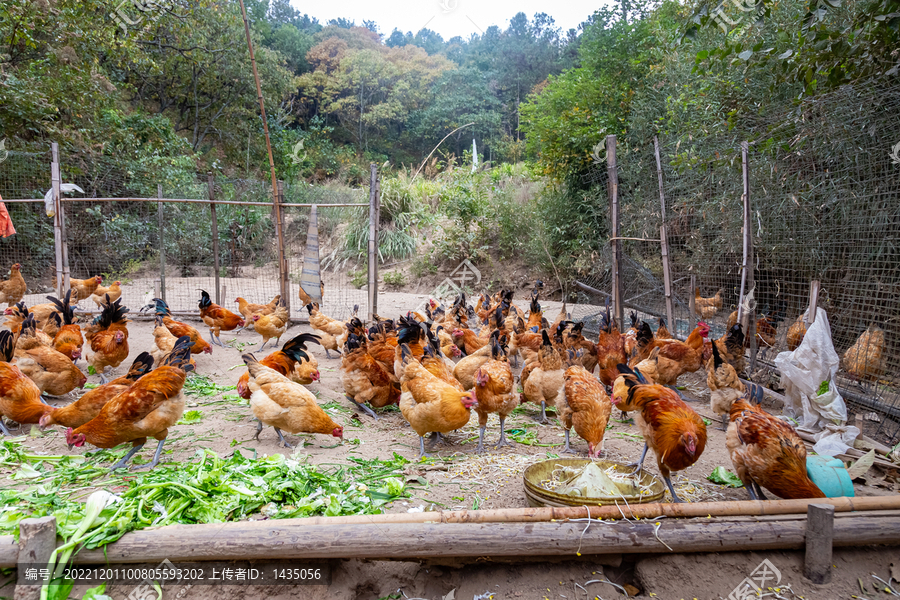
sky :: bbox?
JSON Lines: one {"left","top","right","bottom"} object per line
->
{"left": 290, "top": 0, "right": 601, "bottom": 40}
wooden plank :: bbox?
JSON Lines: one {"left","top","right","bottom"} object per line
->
{"left": 14, "top": 516, "right": 57, "bottom": 600}
{"left": 66, "top": 516, "right": 900, "bottom": 565}
{"left": 804, "top": 503, "right": 835, "bottom": 584}
{"left": 367, "top": 164, "right": 378, "bottom": 322}
{"left": 208, "top": 173, "right": 221, "bottom": 306}
{"left": 606, "top": 135, "right": 623, "bottom": 331}
{"left": 157, "top": 184, "right": 166, "bottom": 303}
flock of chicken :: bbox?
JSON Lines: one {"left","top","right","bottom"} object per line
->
{"left": 0, "top": 266, "right": 338, "bottom": 470}
{"left": 322, "top": 284, "right": 827, "bottom": 503}
{"left": 0, "top": 262, "right": 846, "bottom": 502}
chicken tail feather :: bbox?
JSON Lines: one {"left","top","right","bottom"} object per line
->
{"left": 0, "top": 330, "right": 13, "bottom": 362}
{"left": 164, "top": 336, "right": 194, "bottom": 372}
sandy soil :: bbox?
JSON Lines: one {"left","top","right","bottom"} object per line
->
{"left": 7, "top": 292, "right": 900, "bottom": 599}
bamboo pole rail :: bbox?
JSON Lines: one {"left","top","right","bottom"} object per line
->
{"left": 0, "top": 512, "right": 892, "bottom": 567}
{"left": 3, "top": 497, "right": 899, "bottom": 568}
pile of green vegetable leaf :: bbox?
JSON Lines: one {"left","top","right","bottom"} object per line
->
{"left": 0, "top": 439, "right": 410, "bottom": 551}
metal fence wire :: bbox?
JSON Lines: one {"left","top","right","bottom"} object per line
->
{"left": 0, "top": 148, "right": 377, "bottom": 324}
{"left": 572, "top": 76, "right": 900, "bottom": 444}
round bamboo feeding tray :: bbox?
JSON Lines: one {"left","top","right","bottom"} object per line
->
{"left": 523, "top": 458, "right": 666, "bottom": 507}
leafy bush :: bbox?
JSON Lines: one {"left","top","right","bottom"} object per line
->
{"left": 383, "top": 271, "right": 407, "bottom": 287}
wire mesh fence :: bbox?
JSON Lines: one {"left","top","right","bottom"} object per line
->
{"left": 570, "top": 76, "right": 900, "bottom": 444}
{"left": 0, "top": 147, "right": 377, "bottom": 322}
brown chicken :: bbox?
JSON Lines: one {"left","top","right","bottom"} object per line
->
{"left": 69, "top": 276, "right": 103, "bottom": 305}
{"left": 242, "top": 353, "right": 343, "bottom": 449}
{"left": 235, "top": 294, "right": 280, "bottom": 326}
{"left": 614, "top": 367, "right": 707, "bottom": 502}
{"left": 198, "top": 290, "right": 245, "bottom": 347}
{"left": 306, "top": 302, "right": 344, "bottom": 358}
{"left": 473, "top": 335, "right": 516, "bottom": 452}
{"left": 237, "top": 333, "right": 321, "bottom": 399}
{"left": 399, "top": 343, "right": 478, "bottom": 458}
{"left": 392, "top": 316, "right": 427, "bottom": 382}
{"left": 452, "top": 337, "right": 494, "bottom": 390}
{"left": 842, "top": 325, "right": 885, "bottom": 380}
{"left": 14, "top": 315, "right": 87, "bottom": 396}
{"left": 0, "top": 330, "right": 51, "bottom": 434}
{"left": 91, "top": 281, "right": 122, "bottom": 308}
{"left": 726, "top": 311, "right": 778, "bottom": 354}
{"left": 786, "top": 315, "right": 809, "bottom": 351}
{"left": 558, "top": 365, "right": 613, "bottom": 457}
{"left": 342, "top": 334, "right": 399, "bottom": 419}
{"left": 252, "top": 300, "right": 289, "bottom": 351}
{"left": 0, "top": 264, "right": 26, "bottom": 307}
{"left": 596, "top": 304, "right": 630, "bottom": 388}
{"left": 521, "top": 330, "right": 565, "bottom": 423}
{"left": 84, "top": 298, "right": 130, "bottom": 383}
{"left": 40, "top": 352, "right": 154, "bottom": 430}
{"left": 694, "top": 288, "right": 723, "bottom": 319}
{"left": 704, "top": 323, "right": 746, "bottom": 374}
{"left": 656, "top": 318, "right": 672, "bottom": 340}
{"left": 66, "top": 336, "right": 194, "bottom": 470}
{"left": 525, "top": 296, "right": 543, "bottom": 330}
{"left": 707, "top": 342, "right": 763, "bottom": 430}
{"left": 727, "top": 398, "right": 825, "bottom": 500}
{"left": 145, "top": 298, "right": 212, "bottom": 356}
{"left": 48, "top": 292, "right": 84, "bottom": 362}
{"left": 451, "top": 327, "right": 488, "bottom": 356}
{"left": 631, "top": 321, "right": 709, "bottom": 386}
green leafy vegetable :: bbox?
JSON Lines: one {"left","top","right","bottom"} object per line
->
{"left": 183, "top": 374, "right": 236, "bottom": 397}
{"left": 177, "top": 410, "right": 204, "bottom": 425}
{"left": 817, "top": 380, "right": 830, "bottom": 396}
{"left": 708, "top": 466, "right": 744, "bottom": 488}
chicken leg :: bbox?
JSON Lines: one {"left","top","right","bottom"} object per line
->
{"left": 428, "top": 432, "right": 446, "bottom": 446}
{"left": 274, "top": 427, "right": 292, "bottom": 449}
{"left": 109, "top": 443, "right": 145, "bottom": 471}
{"left": 535, "top": 401, "right": 549, "bottom": 424}
{"left": 719, "top": 414, "right": 729, "bottom": 431}
{"left": 254, "top": 419, "right": 263, "bottom": 441}
{"left": 324, "top": 349, "right": 334, "bottom": 359}
{"left": 257, "top": 340, "right": 269, "bottom": 352}
{"left": 663, "top": 474, "right": 684, "bottom": 503}
{"left": 562, "top": 429, "right": 578, "bottom": 454}
{"left": 345, "top": 394, "right": 378, "bottom": 420}
{"left": 416, "top": 435, "right": 432, "bottom": 459}
{"left": 0, "top": 418, "right": 11, "bottom": 436}
{"left": 626, "top": 443, "right": 649, "bottom": 475}
{"left": 495, "top": 417, "right": 513, "bottom": 449}
{"left": 753, "top": 481, "right": 767, "bottom": 500}
{"left": 99, "top": 367, "right": 110, "bottom": 385}
{"left": 132, "top": 439, "right": 167, "bottom": 471}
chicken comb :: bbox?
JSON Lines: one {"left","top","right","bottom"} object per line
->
{"left": 0, "top": 330, "right": 13, "bottom": 362}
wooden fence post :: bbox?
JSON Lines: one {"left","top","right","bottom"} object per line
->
{"left": 803, "top": 503, "right": 834, "bottom": 584}
{"left": 368, "top": 164, "right": 379, "bottom": 322}
{"left": 741, "top": 141, "right": 758, "bottom": 372}
{"left": 208, "top": 172, "right": 221, "bottom": 306}
{"left": 14, "top": 516, "right": 56, "bottom": 600}
{"left": 654, "top": 136, "right": 675, "bottom": 329}
{"left": 157, "top": 184, "right": 166, "bottom": 303}
{"left": 606, "top": 135, "right": 623, "bottom": 331}
{"left": 275, "top": 181, "right": 289, "bottom": 311}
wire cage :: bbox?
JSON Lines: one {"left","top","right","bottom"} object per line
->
{"left": 565, "top": 76, "right": 900, "bottom": 444}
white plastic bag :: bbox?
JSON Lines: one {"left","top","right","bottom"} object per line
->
{"left": 812, "top": 424, "right": 860, "bottom": 457}
{"left": 774, "top": 308, "right": 847, "bottom": 431}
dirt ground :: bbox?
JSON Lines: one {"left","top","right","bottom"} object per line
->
{"left": 8, "top": 291, "right": 900, "bottom": 599}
